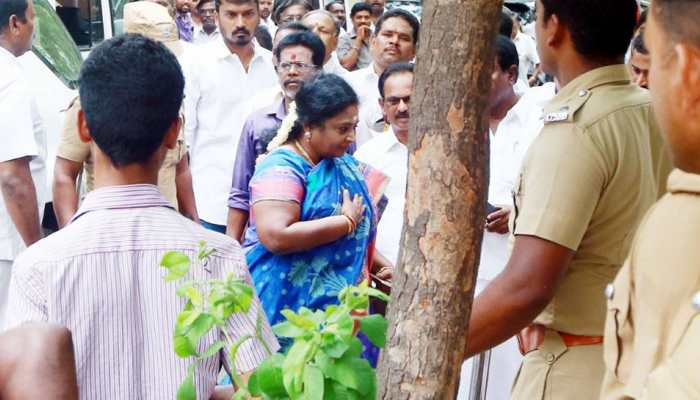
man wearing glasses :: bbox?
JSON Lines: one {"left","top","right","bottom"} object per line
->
{"left": 226, "top": 31, "right": 325, "bottom": 242}
{"left": 193, "top": 0, "right": 221, "bottom": 45}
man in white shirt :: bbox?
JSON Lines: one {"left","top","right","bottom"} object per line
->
{"left": 354, "top": 63, "right": 413, "bottom": 272}
{"left": 301, "top": 9, "right": 348, "bottom": 77}
{"left": 457, "top": 35, "right": 553, "bottom": 400}
{"left": 347, "top": 8, "right": 419, "bottom": 146}
{"left": 185, "top": 0, "right": 276, "bottom": 233}
{"left": 193, "top": 0, "right": 221, "bottom": 45}
{"left": 258, "top": 0, "right": 275, "bottom": 37}
{"left": 0, "top": 0, "right": 48, "bottom": 325}
{"left": 511, "top": 16, "right": 540, "bottom": 89}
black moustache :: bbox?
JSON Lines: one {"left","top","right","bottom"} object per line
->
{"left": 396, "top": 113, "right": 410, "bottom": 119}
{"left": 233, "top": 29, "right": 250, "bottom": 35}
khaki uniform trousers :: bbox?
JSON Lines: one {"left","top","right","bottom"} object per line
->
{"left": 511, "top": 330, "right": 605, "bottom": 400}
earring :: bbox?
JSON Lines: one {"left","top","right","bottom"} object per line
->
{"left": 304, "top": 131, "right": 312, "bottom": 141}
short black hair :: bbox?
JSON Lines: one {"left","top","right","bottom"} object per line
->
{"left": 272, "top": 0, "right": 311, "bottom": 25}
{"left": 78, "top": 34, "right": 184, "bottom": 167}
{"left": 273, "top": 21, "right": 310, "bottom": 42}
{"left": 289, "top": 74, "right": 358, "bottom": 139}
{"left": 631, "top": 29, "right": 648, "bottom": 55}
{"left": 215, "top": 0, "right": 259, "bottom": 9}
{"left": 652, "top": 0, "right": 700, "bottom": 47}
{"left": 378, "top": 62, "right": 414, "bottom": 99}
{"left": 197, "top": 0, "right": 215, "bottom": 10}
{"left": 255, "top": 25, "right": 273, "bottom": 50}
{"left": 495, "top": 34, "right": 519, "bottom": 72}
{"left": 374, "top": 9, "right": 420, "bottom": 45}
{"left": 325, "top": 1, "right": 344, "bottom": 12}
{"left": 540, "top": 0, "right": 638, "bottom": 62}
{"left": 350, "top": 2, "right": 371, "bottom": 18}
{"left": 274, "top": 31, "right": 326, "bottom": 68}
{"left": 499, "top": 11, "right": 514, "bottom": 37}
{"left": 0, "top": 0, "right": 28, "bottom": 32}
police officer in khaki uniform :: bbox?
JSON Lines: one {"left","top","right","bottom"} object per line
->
{"left": 462, "top": 1, "right": 671, "bottom": 399}
{"left": 52, "top": 2, "right": 199, "bottom": 227}
{"left": 600, "top": 2, "right": 700, "bottom": 399}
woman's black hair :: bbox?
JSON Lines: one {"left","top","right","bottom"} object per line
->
{"left": 272, "top": 0, "right": 312, "bottom": 25}
{"left": 289, "top": 73, "right": 359, "bottom": 140}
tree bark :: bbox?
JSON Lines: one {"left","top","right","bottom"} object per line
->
{"left": 376, "top": 1, "right": 502, "bottom": 399}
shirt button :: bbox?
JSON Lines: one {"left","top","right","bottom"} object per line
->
{"left": 605, "top": 284, "right": 615, "bottom": 300}
{"left": 692, "top": 292, "right": 700, "bottom": 311}
{"left": 545, "top": 353, "right": 555, "bottom": 364}
{"left": 578, "top": 89, "right": 588, "bottom": 97}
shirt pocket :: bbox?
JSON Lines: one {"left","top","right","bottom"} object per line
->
{"left": 603, "top": 264, "right": 632, "bottom": 381}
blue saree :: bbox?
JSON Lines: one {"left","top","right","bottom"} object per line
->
{"left": 243, "top": 148, "right": 387, "bottom": 326}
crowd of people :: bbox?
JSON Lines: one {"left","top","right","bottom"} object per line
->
{"left": 0, "top": 0, "right": 697, "bottom": 398}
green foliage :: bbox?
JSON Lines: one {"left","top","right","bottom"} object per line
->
{"left": 161, "top": 245, "right": 389, "bottom": 400}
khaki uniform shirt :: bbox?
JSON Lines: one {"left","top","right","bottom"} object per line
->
{"left": 57, "top": 98, "right": 187, "bottom": 208}
{"left": 513, "top": 65, "right": 663, "bottom": 337}
{"left": 601, "top": 169, "right": 700, "bottom": 400}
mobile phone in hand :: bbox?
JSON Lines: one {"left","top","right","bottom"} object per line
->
{"left": 486, "top": 202, "right": 502, "bottom": 220}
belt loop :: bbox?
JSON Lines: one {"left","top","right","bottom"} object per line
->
{"left": 540, "top": 330, "right": 568, "bottom": 364}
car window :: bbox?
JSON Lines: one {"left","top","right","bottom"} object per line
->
{"left": 33, "top": 0, "right": 83, "bottom": 88}
{"left": 111, "top": 0, "right": 128, "bottom": 35}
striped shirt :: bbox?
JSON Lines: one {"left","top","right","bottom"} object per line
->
{"left": 4, "top": 184, "right": 279, "bottom": 399}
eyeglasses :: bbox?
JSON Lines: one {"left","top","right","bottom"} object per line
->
{"left": 280, "top": 14, "right": 303, "bottom": 23}
{"left": 278, "top": 61, "right": 318, "bottom": 73}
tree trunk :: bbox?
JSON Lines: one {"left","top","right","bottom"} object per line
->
{"left": 376, "top": 1, "right": 502, "bottom": 399}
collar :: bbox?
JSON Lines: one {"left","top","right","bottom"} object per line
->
{"left": 0, "top": 46, "right": 18, "bottom": 66}
{"left": 667, "top": 169, "right": 700, "bottom": 195}
{"left": 263, "top": 94, "right": 287, "bottom": 121}
{"left": 546, "top": 64, "right": 630, "bottom": 113}
{"left": 70, "top": 184, "right": 174, "bottom": 223}
{"left": 197, "top": 26, "right": 220, "bottom": 36}
{"left": 211, "top": 39, "right": 265, "bottom": 62}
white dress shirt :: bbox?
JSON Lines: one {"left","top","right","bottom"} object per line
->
{"left": 347, "top": 64, "right": 383, "bottom": 146}
{"left": 513, "top": 32, "right": 540, "bottom": 88}
{"left": 479, "top": 88, "right": 551, "bottom": 283}
{"left": 354, "top": 128, "right": 407, "bottom": 265}
{"left": 260, "top": 18, "right": 277, "bottom": 38}
{"left": 192, "top": 27, "right": 222, "bottom": 46}
{"left": 184, "top": 41, "right": 277, "bottom": 225}
{"left": 0, "top": 47, "right": 48, "bottom": 261}
{"left": 323, "top": 51, "right": 349, "bottom": 78}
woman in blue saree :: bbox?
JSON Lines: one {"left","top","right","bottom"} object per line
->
{"left": 242, "top": 74, "right": 389, "bottom": 345}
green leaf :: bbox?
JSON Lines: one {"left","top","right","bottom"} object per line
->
{"left": 161, "top": 251, "right": 191, "bottom": 282}
{"left": 282, "top": 309, "right": 317, "bottom": 330}
{"left": 366, "top": 287, "right": 390, "bottom": 302}
{"left": 331, "top": 357, "right": 374, "bottom": 396}
{"left": 199, "top": 340, "right": 226, "bottom": 359}
{"left": 358, "top": 314, "right": 389, "bottom": 348}
{"left": 176, "top": 364, "right": 196, "bottom": 400}
{"left": 303, "top": 365, "right": 324, "bottom": 400}
{"left": 174, "top": 335, "right": 198, "bottom": 358}
{"left": 253, "top": 354, "right": 287, "bottom": 397}
{"left": 188, "top": 314, "right": 215, "bottom": 339}
{"left": 273, "top": 321, "right": 308, "bottom": 338}
{"left": 320, "top": 334, "right": 349, "bottom": 359}
{"left": 185, "top": 287, "right": 204, "bottom": 307}
{"left": 283, "top": 340, "right": 314, "bottom": 397}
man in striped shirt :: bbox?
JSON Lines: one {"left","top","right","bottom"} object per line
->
{"left": 4, "top": 34, "right": 278, "bottom": 399}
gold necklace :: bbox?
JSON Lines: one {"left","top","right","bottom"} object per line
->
{"left": 294, "top": 140, "right": 316, "bottom": 166}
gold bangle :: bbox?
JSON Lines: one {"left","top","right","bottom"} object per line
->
{"left": 344, "top": 215, "right": 354, "bottom": 235}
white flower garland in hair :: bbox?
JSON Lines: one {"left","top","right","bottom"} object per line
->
{"left": 257, "top": 102, "right": 299, "bottom": 164}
